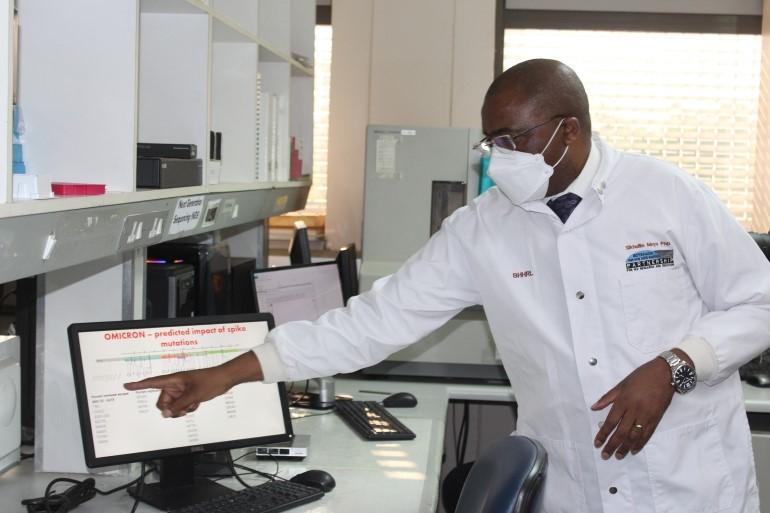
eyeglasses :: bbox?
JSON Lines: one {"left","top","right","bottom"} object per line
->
{"left": 474, "top": 115, "right": 566, "bottom": 155}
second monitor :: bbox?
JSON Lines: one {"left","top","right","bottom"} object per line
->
{"left": 252, "top": 261, "right": 344, "bottom": 325}
{"left": 253, "top": 262, "right": 344, "bottom": 409}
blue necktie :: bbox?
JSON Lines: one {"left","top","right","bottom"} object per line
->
{"left": 547, "top": 192, "right": 582, "bottom": 223}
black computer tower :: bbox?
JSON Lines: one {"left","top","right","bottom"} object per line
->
{"left": 230, "top": 257, "right": 257, "bottom": 314}
{"left": 147, "top": 236, "right": 231, "bottom": 316}
{"left": 146, "top": 263, "right": 196, "bottom": 319}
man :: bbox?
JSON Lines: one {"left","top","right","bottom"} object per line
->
{"left": 126, "top": 59, "right": 770, "bottom": 512}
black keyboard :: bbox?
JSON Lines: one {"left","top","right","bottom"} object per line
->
{"left": 169, "top": 480, "right": 323, "bottom": 513}
{"left": 335, "top": 400, "right": 416, "bottom": 441}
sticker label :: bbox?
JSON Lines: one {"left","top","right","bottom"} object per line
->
{"left": 201, "top": 199, "right": 221, "bottom": 229}
{"left": 169, "top": 196, "right": 204, "bottom": 235}
{"left": 375, "top": 134, "right": 400, "bottom": 179}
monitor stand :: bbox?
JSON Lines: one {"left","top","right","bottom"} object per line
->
{"left": 129, "top": 454, "right": 233, "bottom": 510}
{"left": 194, "top": 450, "right": 233, "bottom": 477}
{"left": 289, "top": 377, "right": 336, "bottom": 410}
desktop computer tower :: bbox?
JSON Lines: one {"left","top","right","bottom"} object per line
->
{"left": 146, "top": 263, "right": 196, "bottom": 319}
{"left": 230, "top": 257, "right": 257, "bottom": 314}
{"left": 147, "top": 237, "right": 231, "bottom": 316}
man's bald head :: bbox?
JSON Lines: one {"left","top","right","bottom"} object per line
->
{"left": 485, "top": 59, "right": 591, "bottom": 138}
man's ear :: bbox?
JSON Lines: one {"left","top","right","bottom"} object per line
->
{"left": 563, "top": 117, "right": 581, "bottom": 145}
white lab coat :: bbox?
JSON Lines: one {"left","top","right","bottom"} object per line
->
{"left": 257, "top": 138, "right": 770, "bottom": 513}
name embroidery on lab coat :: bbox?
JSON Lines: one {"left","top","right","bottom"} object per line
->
{"left": 512, "top": 271, "right": 534, "bottom": 278}
{"left": 626, "top": 249, "right": 674, "bottom": 272}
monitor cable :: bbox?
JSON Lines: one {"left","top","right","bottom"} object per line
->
{"left": 21, "top": 463, "right": 153, "bottom": 513}
{"left": 226, "top": 451, "right": 280, "bottom": 490}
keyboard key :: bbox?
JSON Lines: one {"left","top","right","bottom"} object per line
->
{"left": 169, "top": 480, "right": 323, "bottom": 513}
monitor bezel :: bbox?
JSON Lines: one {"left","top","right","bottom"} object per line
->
{"left": 251, "top": 261, "right": 344, "bottom": 316}
{"left": 68, "top": 313, "right": 293, "bottom": 469}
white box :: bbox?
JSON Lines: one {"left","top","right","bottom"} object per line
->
{"left": 0, "top": 335, "right": 20, "bottom": 473}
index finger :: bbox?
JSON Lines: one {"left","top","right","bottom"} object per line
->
{"left": 124, "top": 375, "right": 178, "bottom": 391}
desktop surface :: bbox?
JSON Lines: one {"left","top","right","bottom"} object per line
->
{"left": 1, "top": 379, "right": 503, "bottom": 513}
{"left": 4, "top": 379, "right": 770, "bottom": 512}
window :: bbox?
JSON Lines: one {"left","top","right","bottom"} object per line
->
{"left": 302, "top": 24, "right": 332, "bottom": 216}
{"left": 290, "top": 24, "right": 332, "bottom": 217}
{"left": 502, "top": 16, "right": 761, "bottom": 227}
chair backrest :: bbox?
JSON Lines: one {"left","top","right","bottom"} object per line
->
{"left": 454, "top": 435, "right": 547, "bottom": 513}
{"left": 749, "top": 231, "right": 770, "bottom": 262}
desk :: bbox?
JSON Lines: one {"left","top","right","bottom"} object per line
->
{"left": 0, "top": 379, "right": 513, "bottom": 513}
{"left": 1, "top": 379, "right": 769, "bottom": 513}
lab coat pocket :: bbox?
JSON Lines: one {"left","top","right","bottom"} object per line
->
{"left": 619, "top": 269, "right": 688, "bottom": 353}
{"left": 645, "top": 417, "right": 735, "bottom": 513}
{"left": 535, "top": 437, "right": 588, "bottom": 513}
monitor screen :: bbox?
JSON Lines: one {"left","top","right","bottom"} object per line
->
{"left": 68, "top": 314, "right": 291, "bottom": 469}
{"left": 252, "top": 262, "right": 344, "bottom": 325}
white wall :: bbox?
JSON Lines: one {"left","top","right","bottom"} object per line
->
{"left": 325, "top": 0, "right": 495, "bottom": 250}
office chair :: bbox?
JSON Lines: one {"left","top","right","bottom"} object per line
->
{"left": 454, "top": 435, "right": 547, "bottom": 513}
{"left": 749, "top": 231, "right": 770, "bottom": 261}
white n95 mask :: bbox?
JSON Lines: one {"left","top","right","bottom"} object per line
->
{"left": 487, "top": 119, "right": 568, "bottom": 205}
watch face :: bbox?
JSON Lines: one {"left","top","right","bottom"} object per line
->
{"left": 674, "top": 365, "right": 697, "bottom": 392}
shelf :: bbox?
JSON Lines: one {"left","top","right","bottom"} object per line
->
{"left": 0, "top": 181, "right": 310, "bottom": 284}
{"left": 0, "top": 181, "right": 310, "bottom": 218}
{"left": 140, "top": 0, "right": 209, "bottom": 15}
{"left": 211, "top": 13, "right": 258, "bottom": 44}
{"left": 208, "top": 10, "right": 313, "bottom": 76}
{"left": 259, "top": 44, "right": 314, "bottom": 76}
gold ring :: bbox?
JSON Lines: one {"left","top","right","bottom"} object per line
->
{"left": 633, "top": 424, "right": 644, "bottom": 431}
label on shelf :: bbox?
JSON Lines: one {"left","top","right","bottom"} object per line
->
{"left": 169, "top": 196, "right": 204, "bottom": 235}
{"left": 201, "top": 199, "right": 221, "bottom": 229}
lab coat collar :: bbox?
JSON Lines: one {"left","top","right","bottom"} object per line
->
{"left": 520, "top": 135, "right": 618, "bottom": 222}
{"left": 589, "top": 134, "right": 619, "bottom": 203}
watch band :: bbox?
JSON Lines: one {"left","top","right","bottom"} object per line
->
{"left": 658, "top": 350, "right": 696, "bottom": 394}
{"left": 660, "top": 350, "right": 682, "bottom": 368}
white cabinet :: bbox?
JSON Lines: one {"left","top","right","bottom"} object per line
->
{"left": 0, "top": 0, "right": 314, "bottom": 281}
{"left": 7, "top": 0, "right": 312, "bottom": 202}
{"left": 14, "top": 1, "right": 317, "bottom": 473}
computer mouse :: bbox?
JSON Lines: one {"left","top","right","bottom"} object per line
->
{"left": 382, "top": 392, "right": 418, "bottom": 408}
{"left": 747, "top": 372, "right": 770, "bottom": 388}
{"left": 290, "top": 469, "right": 336, "bottom": 492}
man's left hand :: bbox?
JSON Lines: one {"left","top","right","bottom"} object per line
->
{"left": 590, "top": 351, "right": 689, "bottom": 460}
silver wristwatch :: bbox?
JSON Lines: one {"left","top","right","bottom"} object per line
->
{"left": 658, "top": 350, "right": 697, "bottom": 394}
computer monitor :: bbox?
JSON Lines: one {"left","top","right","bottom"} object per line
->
{"left": 335, "top": 244, "right": 359, "bottom": 306}
{"left": 68, "top": 314, "right": 291, "bottom": 511}
{"left": 252, "top": 262, "right": 344, "bottom": 409}
{"left": 252, "top": 262, "right": 344, "bottom": 325}
{"left": 288, "top": 222, "right": 312, "bottom": 266}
